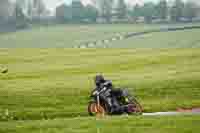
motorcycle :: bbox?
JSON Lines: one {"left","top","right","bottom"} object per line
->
{"left": 88, "top": 86, "right": 142, "bottom": 116}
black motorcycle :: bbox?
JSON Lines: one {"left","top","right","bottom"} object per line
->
{"left": 88, "top": 86, "right": 142, "bottom": 116}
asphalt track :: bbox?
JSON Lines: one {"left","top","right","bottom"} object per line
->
{"left": 143, "top": 108, "right": 200, "bottom": 116}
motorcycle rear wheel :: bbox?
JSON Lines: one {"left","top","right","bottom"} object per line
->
{"left": 128, "top": 97, "right": 143, "bottom": 114}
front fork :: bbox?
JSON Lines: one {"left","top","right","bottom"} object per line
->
{"left": 97, "top": 94, "right": 100, "bottom": 108}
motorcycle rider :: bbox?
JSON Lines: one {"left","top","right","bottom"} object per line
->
{"left": 94, "top": 74, "right": 129, "bottom": 114}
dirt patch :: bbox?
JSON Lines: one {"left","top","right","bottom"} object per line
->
{"left": 177, "top": 108, "right": 200, "bottom": 113}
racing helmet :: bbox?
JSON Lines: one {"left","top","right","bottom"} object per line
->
{"left": 94, "top": 74, "right": 105, "bottom": 86}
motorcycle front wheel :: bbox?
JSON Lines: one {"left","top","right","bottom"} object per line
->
{"left": 88, "top": 101, "right": 106, "bottom": 116}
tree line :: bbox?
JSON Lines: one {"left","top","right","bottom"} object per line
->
{"left": 1, "top": 0, "right": 200, "bottom": 28}
{"left": 56, "top": 0, "right": 200, "bottom": 23}
{"left": 0, "top": 0, "right": 48, "bottom": 29}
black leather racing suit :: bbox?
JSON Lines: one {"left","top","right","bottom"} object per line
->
{"left": 96, "top": 80, "right": 127, "bottom": 114}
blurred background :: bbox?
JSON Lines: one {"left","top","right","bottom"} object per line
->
{"left": 1, "top": 0, "right": 200, "bottom": 32}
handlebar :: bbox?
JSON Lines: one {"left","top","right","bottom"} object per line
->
{"left": 91, "top": 87, "right": 107, "bottom": 97}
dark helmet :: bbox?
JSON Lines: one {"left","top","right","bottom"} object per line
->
{"left": 94, "top": 74, "right": 105, "bottom": 86}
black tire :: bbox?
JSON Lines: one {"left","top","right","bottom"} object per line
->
{"left": 88, "top": 101, "right": 96, "bottom": 116}
{"left": 88, "top": 101, "right": 106, "bottom": 116}
{"left": 128, "top": 97, "right": 143, "bottom": 114}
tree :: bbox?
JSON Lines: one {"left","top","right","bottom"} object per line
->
{"left": 170, "top": 0, "right": 184, "bottom": 22}
{"left": 141, "top": 2, "right": 157, "bottom": 23}
{"left": 16, "top": 0, "right": 26, "bottom": 8}
{"left": 84, "top": 5, "right": 98, "bottom": 22}
{"left": 157, "top": 0, "right": 168, "bottom": 20}
{"left": 56, "top": 4, "right": 72, "bottom": 23}
{"left": 72, "top": 0, "right": 85, "bottom": 22}
{"left": 92, "top": 0, "right": 114, "bottom": 22}
{"left": 0, "top": 0, "right": 12, "bottom": 22}
{"left": 27, "top": 1, "right": 33, "bottom": 18}
{"left": 33, "top": 0, "right": 46, "bottom": 18}
{"left": 131, "top": 4, "right": 142, "bottom": 21}
{"left": 183, "top": 1, "right": 198, "bottom": 21}
{"left": 116, "top": 0, "right": 127, "bottom": 19}
{"left": 15, "top": 2, "right": 27, "bottom": 28}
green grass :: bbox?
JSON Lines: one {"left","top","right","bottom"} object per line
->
{"left": 1, "top": 23, "right": 200, "bottom": 48}
{"left": 0, "top": 24, "right": 200, "bottom": 132}
{"left": 0, "top": 24, "right": 159, "bottom": 48}
{"left": 110, "top": 29, "right": 200, "bottom": 48}
{"left": 0, "top": 115, "right": 200, "bottom": 133}
{"left": 0, "top": 48, "right": 200, "bottom": 121}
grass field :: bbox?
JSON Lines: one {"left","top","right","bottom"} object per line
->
{"left": 0, "top": 24, "right": 200, "bottom": 133}
{"left": 1, "top": 115, "right": 200, "bottom": 133}
{"left": 0, "top": 24, "right": 158, "bottom": 48}
{"left": 110, "top": 29, "right": 200, "bottom": 48}
{"left": 0, "top": 48, "right": 200, "bottom": 121}
{"left": 0, "top": 23, "right": 200, "bottom": 48}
